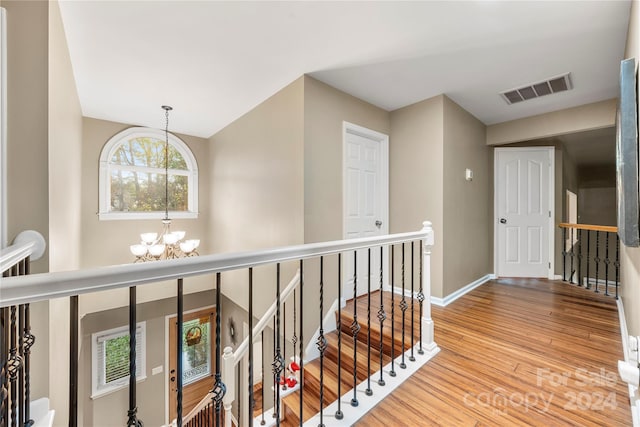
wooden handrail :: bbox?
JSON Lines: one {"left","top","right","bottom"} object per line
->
{"left": 558, "top": 223, "right": 618, "bottom": 233}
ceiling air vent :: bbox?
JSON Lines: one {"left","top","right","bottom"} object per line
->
{"left": 500, "top": 72, "right": 572, "bottom": 105}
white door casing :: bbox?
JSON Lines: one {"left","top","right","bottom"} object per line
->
{"left": 343, "top": 122, "right": 389, "bottom": 299}
{"left": 495, "top": 147, "right": 554, "bottom": 278}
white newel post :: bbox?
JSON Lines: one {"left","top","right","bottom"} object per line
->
{"left": 222, "top": 346, "right": 234, "bottom": 427}
{"left": 421, "top": 221, "right": 437, "bottom": 351}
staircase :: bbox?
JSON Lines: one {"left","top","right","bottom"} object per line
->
{"left": 281, "top": 290, "right": 422, "bottom": 426}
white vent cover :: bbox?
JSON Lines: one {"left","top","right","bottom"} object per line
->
{"left": 500, "top": 73, "right": 573, "bottom": 105}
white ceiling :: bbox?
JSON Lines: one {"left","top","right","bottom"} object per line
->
{"left": 58, "top": 1, "right": 631, "bottom": 139}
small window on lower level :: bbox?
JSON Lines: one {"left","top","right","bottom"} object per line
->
{"left": 91, "top": 322, "right": 146, "bottom": 398}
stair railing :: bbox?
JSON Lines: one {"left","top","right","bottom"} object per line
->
{"left": 559, "top": 223, "right": 620, "bottom": 298}
{"left": 0, "top": 232, "right": 45, "bottom": 427}
{"left": 0, "top": 221, "right": 435, "bottom": 427}
{"left": 180, "top": 270, "right": 300, "bottom": 427}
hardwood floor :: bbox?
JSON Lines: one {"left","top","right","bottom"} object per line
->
{"left": 357, "top": 278, "right": 631, "bottom": 426}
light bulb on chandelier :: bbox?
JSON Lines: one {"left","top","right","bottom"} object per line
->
{"left": 130, "top": 106, "right": 200, "bottom": 262}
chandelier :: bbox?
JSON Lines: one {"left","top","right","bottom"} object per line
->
{"left": 129, "top": 105, "right": 200, "bottom": 262}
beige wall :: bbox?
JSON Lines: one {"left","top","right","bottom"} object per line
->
{"left": 487, "top": 99, "right": 617, "bottom": 146}
{"left": 4, "top": 0, "right": 49, "bottom": 273}
{"left": 442, "top": 96, "right": 492, "bottom": 296}
{"left": 208, "top": 77, "right": 304, "bottom": 317}
{"left": 578, "top": 165, "right": 616, "bottom": 226}
{"left": 47, "top": 0, "right": 84, "bottom": 423}
{"left": 620, "top": 0, "right": 640, "bottom": 337}
{"left": 390, "top": 96, "right": 445, "bottom": 297}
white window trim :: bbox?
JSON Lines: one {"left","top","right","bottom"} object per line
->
{"left": 91, "top": 322, "right": 147, "bottom": 399}
{"left": 99, "top": 127, "right": 199, "bottom": 220}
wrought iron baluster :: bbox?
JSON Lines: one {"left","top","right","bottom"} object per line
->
{"left": 260, "top": 330, "right": 265, "bottom": 425}
{"left": 273, "top": 264, "right": 284, "bottom": 425}
{"left": 317, "top": 256, "right": 328, "bottom": 426}
{"left": 335, "top": 254, "right": 343, "bottom": 420}
{"left": 365, "top": 249, "right": 372, "bottom": 397}
{"left": 377, "top": 246, "right": 386, "bottom": 386}
{"left": 212, "top": 273, "right": 226, "bottom": 427}
{"left": 177, "top": 279, "right": 184, "bottom": 427}
{"left": 586, "top": 230, "right": 591, "bottom": 289}
{"left": 409, "top": 241, "right": 415, "bottom": 362}
{"left": 69, "top": 296, "right": 79, "bottom": 427}
{"left": 282, "top": 299, "right": 287, "bottom": 393}
{"left": 1, "top": 307, "right": 8, "bottom": 426}
{"left": 248, "top": 268, "right": 254, "bottom": 425}
{"left": 400, "top": 243, "right": 407, "bottom": 369}
{"left": 351, "top": 251, "right": 360, "bottom": 407}
{"left": 390, "top": 245, "right": 396, "bottom": 377}
{"left": 594, "top": 231, "right": 600, "bottom": 293}
{"left": 615, "top": 235, "right": 620, "bottom": 300}
{"left": 18, "top": 305, "right": 24, "bottom": 427}
{"left": 569, "top": 228, "right": 575, "bottom": 283}
{"left": 298, "top": 260, "right": 304, "bottom": 426}
{"left": 604, "top": 232, "right": 611, "bottom": 296}
{"left": 562, "top": 227, "right": 567, "bottom": 281}
{"left": 577, "top": 229, "right": 583, "bottom": 286}
{"left": 8, "top": 306, "right": 18, "bottom": 427}
{"left": 272, "top": 316, "right": 277, "bottom": 419}
{"left": 127, "top": 286, "right": 143, "bottom": 427}
{"left": 418, "top": 240, "right": 425, "bottom": 355}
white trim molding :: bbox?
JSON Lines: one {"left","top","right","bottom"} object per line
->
{"left": 430, "top": 274, "right": 495, "bottom": 307}
{"left": 616, "top": 298, "right": 640, "bottom": 426}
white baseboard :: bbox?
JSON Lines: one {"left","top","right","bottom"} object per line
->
{"left": 616, "top": 298, "right": 640, "bottom": 427}
{"left": 430, "top": 274, "right": 494, "bottom": 307}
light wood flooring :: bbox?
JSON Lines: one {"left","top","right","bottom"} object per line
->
{"left": 357, "top": 278, "right": 631, "bottom": 426}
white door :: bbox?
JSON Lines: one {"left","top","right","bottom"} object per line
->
{"left": 343, "top": 122, "right": 389, "bottom": 299}
{"left": 495, "top": 147, "right": 553, "bottom": 278}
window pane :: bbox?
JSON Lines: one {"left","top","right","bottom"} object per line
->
{"left": 105, "top": 335, "right": 130, "bottom": 383}
{"left": 110, "top": 137, "right": 187, "bottom": 170}
{"left": 110, "top": 170, "right": 189, "bottom": 212}
{"left": 182, "top": 317, "right": 211, "bottom": 385}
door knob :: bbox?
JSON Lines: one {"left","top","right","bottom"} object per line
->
{"left": 375, "top": 220, "right": 382, "bottom": 228}
{"left": 500, "top": 218, "right": 507, "bottom": 224}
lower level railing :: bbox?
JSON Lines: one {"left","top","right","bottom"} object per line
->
{"left": 559, "top": 223, "right": 619, "bottom": 298}
{"left": 1, "top": 221, "right": 436, "bottom": 427}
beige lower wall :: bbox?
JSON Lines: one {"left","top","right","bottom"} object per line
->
{"left": 390, "top": 96, "right": 445, "bottom": 298}
{"left": 442, "top": 96, "right": 491, "bottom": 296}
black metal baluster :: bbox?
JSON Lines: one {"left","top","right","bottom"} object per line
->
{"left": 399, "top": 243, "right": 407, "bottom": 369}
{"left": 377, "top": 246, "right": 386, "bottom": 386}
{"left": 23, "top": 255, "right": 34, "bottom": 427}
{"left": 577, "top": 229, "right": 583, "bottom": 286}
{"left": 298, "top": 260, "right": 304, "bottom": 426}
{"left": 260, "top": 330, "right": 265, "bottom": 425}
{"left": 1, "top": 306, "right": 7, "bottom": 426}
{"left": 282, "top": 299, "right": 287, "bottom": 393}
{"left": 409, "top": 242, "right": 415, "bottom": 362}
{"left": 127, "top": 286, "right": 143, "bottom": 427}
{"left": 317, "top": 256, "right": 328, "bottom": 426}
{"left": 18, "top": 305, "right": 24, "bottom": 427}
{"left": 586, "top": 230, "right": 591, "bottom": 289}
{"left": 248, "top": 268, "right": 254, "bottom": 425}
{"left": 177, "top": 279, "right": 184, "bottom": 426}
{"left": 605, "top": 231, "right": 611, "bottom": 296}
{"left": 365, "top": 249, "right": 372, "bottom": 397}
{"left": 570, "top": 228, "right": 575, "bottom": 283}
{"left": 212, "top": 273, "right": 226, "bottom": 427}
{"left": 418, "top": 240, "right": 425, "bottom": 355}
{"left": 335, "top": 254, "right": 343, "bottom": 420}
{"left": 390, "top": 245, "right": 396, "bottom": 377}
{"left": 273, "top": 264, "right": 284, "bottom": 426}
{"left": 615, "top": 235, "right": 620, "bottom": 300}
{"left": 69, "top": 296, "right": 78, "bottom": 427}
{"left": 351, "top": 250, "right": 360, "bottom": 407}
{"left": 8, "top": 306, "right": 18, "bottom": 427}
{"left": 562, "top": 227, "right": 567, "bottom": 281}
{"left": 594, "top": 231, "right": 600, "bottom": 293}
{"left": 272, "top": 317, "right": 277, "bottom": 419}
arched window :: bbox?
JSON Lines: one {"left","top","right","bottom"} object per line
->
{"left": 99, "top": 127, "right": 198, "bottom": 220}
